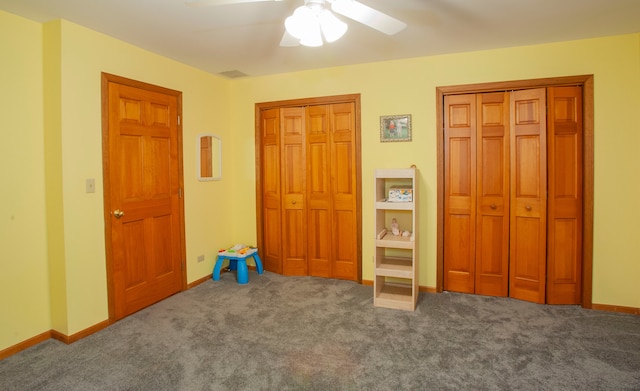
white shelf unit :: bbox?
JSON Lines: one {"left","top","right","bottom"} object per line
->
{"left": 374, "top": 168, "right": 418, "bottom": 311}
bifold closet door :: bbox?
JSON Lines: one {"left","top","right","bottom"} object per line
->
{"left": 509, "top": 88, "right": 547, "bottom": 304}
{"left": 443, "top": 89, "right": 547, "bottom": 302}
{"left": 259, "top": 106, "right": 308, "bottom": 276}
{"left": 475, "top": 92, "right": 510, "bottom": 297}
{"left": 260, "top": 102, "right": 359, "bottom": 281}
{"left": 307, "top": 105, "right": 332, "bottom": 277}
{"left": 307, "top": 103, "right": 358, "bottom": 280}
{"left": 328, "top": 102, "right": 358, "bottom": 280}
{"left": 547, "top": 86, "right": 583, "bottom": 304}
{"left": 281, "top": 107, "right": 307, "bottom": 276}
{"left": 444, "top": 87, "right": 582, "bottom": 304}
{"left": 260, "top": 108, "right": 283, "bottom": 274}
{"left": 443, "top": 94, "right": 477, "bottom": 294}
{"left": 444, "top": 93, "right": 510, "bottom": 296}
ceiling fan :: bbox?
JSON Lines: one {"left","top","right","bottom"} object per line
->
{"left": 186, "top": 0, "right": 407, "bottom": 47}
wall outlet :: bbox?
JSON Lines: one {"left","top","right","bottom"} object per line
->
{"left": 197, "top": 254, "right": 205, "bottom": 263}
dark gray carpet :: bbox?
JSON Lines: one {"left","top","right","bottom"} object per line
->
{"left": 1, "top": 271, "right": 639, "bottom": 390}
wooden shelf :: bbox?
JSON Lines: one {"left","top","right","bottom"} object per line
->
{"left": 374, "top": 281, "right": 414, "bottom": 311}
{"left": 374, "top": 168, "right": 416, "bottom": 179}
{"left": 373, "top": 168, "right": 418, "bottom": 311}
{"left": 376, "top": 256, "right": 413, "bottom": 279}
{"left": 375, "top": 200, "right": 414, "bottom": 210}
{"left": 376, "top": 232, "right": 414, "bottom": 249}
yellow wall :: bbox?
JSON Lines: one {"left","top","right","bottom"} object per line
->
{"left": 49, "top": 20, "right": 237, "bottom": 335}
{"left": 0, "top": 11, "right": 51, "bottom": 350}
{"left": 43, "top": 19, "right": 68, "bottom": 335}
{"left": 1, "top": 7, "right": 639, "bottom": 352}
{"left": 1, "top": 12, "right": 236, "bottom": 350}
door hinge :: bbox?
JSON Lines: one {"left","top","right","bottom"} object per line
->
{"left": 178, "top": 115, "right": 181, "bottom": 126}
{"left": 178, "top": 188, "right": 183, "bottom": 198}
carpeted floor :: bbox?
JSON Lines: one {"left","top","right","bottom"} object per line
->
{"left": 1, "top": 271, "right": 639, "bottom": 390}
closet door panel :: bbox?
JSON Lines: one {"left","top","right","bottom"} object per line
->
{"left": 307, "top": 105, "right": 332, "bottom": 277}
{"left": 330, "top": 103, "right": 358, "bottom": 280}
{"left": 333, "top": 210, "right": 357, "bottom": 279}
{"left": 547, "top": 87, "right": 582, "bottom": 304}
{"left": 261, "top": 108, "right": 282, "bottom": 273}
{"left": 444, "top": 94, "right": 477, "bottom": 293}
{"left": 308, "top": 209, "right": 331, "bottom": 277}
{"left": 263, "top": 206, "right": 282, "bottom": 271}
{"left": 510, "top": 88, "right": 547, "bottom": 304}
{"left": 282, "top": 208, "right": 306, "bottom": 275}
{"left": 445, "top": 215, "right": 474, "bottom": 292}
{"left": 512, "top": 216, "right": 543, "bottom": 289}
{"left": 476, "top": 92, "right": 510, "bottom": 297}
{"left": 478, "top": 215, "right": 507, "bottom": 276}
{"left": 281, "top": 107, "right": 307, "bottom": 275}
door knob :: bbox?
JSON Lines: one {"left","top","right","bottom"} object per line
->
{"left": 292, "top": 200, "right": 296, "bottom": 205}
{"left": 490, "top": 204, "right": 497, "bottom": 209}
{"left": 113, "top": 209, "right": 125, "bottom": 219}
{"left": 525, "top": 205, "right": 532, "bottom": 211}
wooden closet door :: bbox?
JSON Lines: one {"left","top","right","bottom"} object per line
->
{"left": 547, "top": 86, "right": 583, "bottom": 304}
{"left": 475, "top": 92, "right": 510, "bottom": 296}
{"left": 329, "top": 102, "right": 359, "bottom": 280}
{"left": 509, "top": 88, "right": 547, "bottom": 304}
{"left": 307, "top": 105, "right": 332, "bottom": 277}
{"left": 306, "top": 103, "right": 359, "bottom": 280}
{"left": 281, "top": 107, "right": 307, "bottom": 275}
{"left": 443, "top": 94, "right": 477, "bottom": 293}
{"left": 260, "top": 108, "right": 283, "bottom": 274}
{"left": 258, "top": 96, "right": 361, "bottom": 282}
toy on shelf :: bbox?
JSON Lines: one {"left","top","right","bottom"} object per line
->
{"left": 390, "top": 218, "right": 411, "bottom": 237}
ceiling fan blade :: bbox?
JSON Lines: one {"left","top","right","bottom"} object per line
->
{"left": 280, "top": 30, "right": 300, "bottom": 47}
{"left": 185, "top": 0, "right": 283, "bottom": 7}
{"left": 330, "top": 0, "right": 406, "bottom": 35}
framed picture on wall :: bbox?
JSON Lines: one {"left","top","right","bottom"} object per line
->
{"left": 380, "top": 114, "right": 412, "bottom": 142}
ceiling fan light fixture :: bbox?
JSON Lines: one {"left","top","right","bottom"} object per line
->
{"left": 284, "top": 5, "right": 315, "bottom": 40}
{"left": 319, "top": 8, "right": 347, "bottom": 42}
{"left": 284, "top": 1, "right": 347, "bottom": 47}
{"left": 299, "top": 19, "right": 324, "bottom": 47}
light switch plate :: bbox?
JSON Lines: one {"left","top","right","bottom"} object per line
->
{"left": 86, "top": 178, "right": 95, "bottom": 193}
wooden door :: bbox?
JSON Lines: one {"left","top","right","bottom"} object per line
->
{"left": 475, "top": 92, "right": 510, "bottom": 296}
{"left": 104, "top": 76, "right": 184, "bottom": 320}
{"left": 509, "top": 88, "right": 547, "bottom": 304}
{"left": 547, "top": 86, "right": 583, "bottom": 304}
{"left": 437, "top": 75, "right": 592, "bottom": 307}
{"left": 281, "top": 107, "right": 307, "bottom": 275}
{"left": 443, "top": 94, "right": 477, "bottom": 293}
{"left": 307, "top": 105, "right": 332, "bottom": 277}
{"left": 257, "top": 95, "right": 361, "bottom": 282}
{"left": 260, "top": 108, "right": 283, "bottom": 274}
{"left": 328, "top": 102, "right": 359, "bottom": 280}
{"left": 444, "top": 90, "right": 547, "bottom": 300}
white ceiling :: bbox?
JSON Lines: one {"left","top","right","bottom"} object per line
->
{"left": 2, "top": 0, "right": 640, "bottom": 78}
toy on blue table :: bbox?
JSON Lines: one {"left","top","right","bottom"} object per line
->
{"left": 222, "top": 244, "right": 257, "bottom": 254}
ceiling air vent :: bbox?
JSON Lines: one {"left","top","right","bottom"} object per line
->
{"left": 218, "top": 70, "right": 248, "bottom": 79}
